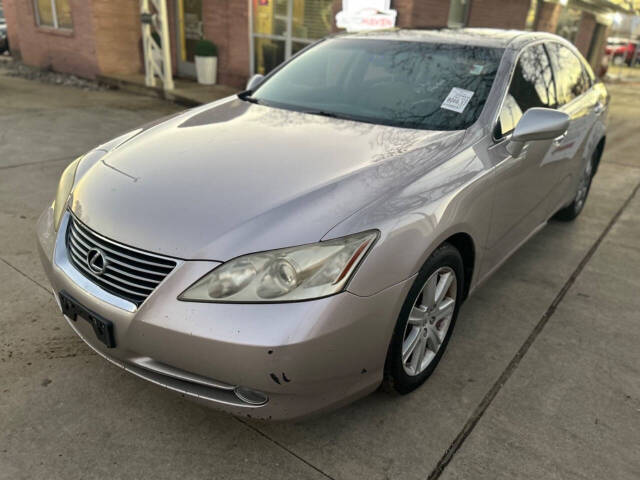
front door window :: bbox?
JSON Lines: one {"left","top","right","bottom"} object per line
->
{"left": 497, "top": 44, "right": 556, "bottom": 137}
{"left": 251, "top": 0, "right": 334, "bottom": 75}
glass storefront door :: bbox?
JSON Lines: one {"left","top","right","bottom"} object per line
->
{"left": 251, "top": 0, "right": 334, "bottom": 75}
{"left": 176, "top": 0, "right": 203, "bottom": 77}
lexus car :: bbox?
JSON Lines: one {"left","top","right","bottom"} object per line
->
{"left": 37, "top": 29, "right": 608, "bottom": 420}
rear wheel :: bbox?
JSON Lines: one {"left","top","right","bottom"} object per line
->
{"left": 383, "top": 243, "right": 464, "bottom": 394}
{"left": 555, "top": 154, "right": 595, "bottom": 222}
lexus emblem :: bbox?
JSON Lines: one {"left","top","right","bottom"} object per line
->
{"left": 86, "top": 248, "right": 108, "bottom": 275}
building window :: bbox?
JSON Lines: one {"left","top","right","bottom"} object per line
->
{"left": 34, "top": 0, "right": 73, "bottom": 30}
{"left": 448, "top": 0, "right": 470, "bottom": 28}
{"left": 251, "top": 0, "right": 335, "bottom": 75}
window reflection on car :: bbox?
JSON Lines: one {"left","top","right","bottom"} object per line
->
{"left": 497, "top": 41, "right": 596, "bottom": 138}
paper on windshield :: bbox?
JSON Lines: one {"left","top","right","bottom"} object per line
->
{"left": 441, "top": 88, "right": 475, "bottom": 113}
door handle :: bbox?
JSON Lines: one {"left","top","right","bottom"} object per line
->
{"left": 593, "top": 102, "right": 604, "bottom": 114}
{"left": 553, "top": 132, "right": 567, "bottom": 146}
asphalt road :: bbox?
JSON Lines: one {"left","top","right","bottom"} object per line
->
{"left": 1, "top": 69, "right": 639, "bottom": 480}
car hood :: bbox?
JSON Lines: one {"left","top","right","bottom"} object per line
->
{"left": 71, "top": 97, "right": 465, "bottom": 260}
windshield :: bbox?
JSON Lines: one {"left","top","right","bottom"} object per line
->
{"left": 251, "top": 38, "right": 504, "bottom": 131}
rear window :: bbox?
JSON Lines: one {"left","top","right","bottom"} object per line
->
{"left": 252, "top": 38, "right": 504, "bottom": 131}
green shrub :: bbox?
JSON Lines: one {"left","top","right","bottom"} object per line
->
{"left": 195, "top": 39, "right": 218, "bottom": 57}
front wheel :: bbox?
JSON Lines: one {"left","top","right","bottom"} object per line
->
{"left": 555, "top": 155, "right": 594, "bottom": 222}
{"left": 383, "top": 243, "right": 464, "bottom": 394}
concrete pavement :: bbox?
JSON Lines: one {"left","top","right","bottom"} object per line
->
{"left": 1, "top": 70, "right": 639, "bottom": 480}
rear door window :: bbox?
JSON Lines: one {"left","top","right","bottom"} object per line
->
{"left": 497, "top": 44, "right": 556, "bottom": 137}
{"left": 546, "top": 43, "right": 590, "bottom": 106}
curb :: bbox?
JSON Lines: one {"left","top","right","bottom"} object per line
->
{"left": 97, "top": 75, "right": 203, "bottom": 108}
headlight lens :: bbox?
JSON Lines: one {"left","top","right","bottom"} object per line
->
{"left": 179, "top": 231, "right": 378, "bottom": 303}
{"left": 53, "top": 158, "right": 81, "bottom": 231}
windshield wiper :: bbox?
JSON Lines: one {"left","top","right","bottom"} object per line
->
{"left": 237, "top": 90, "right": 261, "bottom": 105}
{"left": 301, "top": 108, "right": 340, "bottom": 119}
{"left": 238, "top": 98, "right": 357, "bottom": 123}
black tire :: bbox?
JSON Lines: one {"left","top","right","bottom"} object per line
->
{"left": 383, "top": 243, "right": 464, "bottom": 394}
{"left": 555, "top": 150, "right": 597, "bottom": 222}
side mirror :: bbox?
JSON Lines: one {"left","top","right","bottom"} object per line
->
{"left": 507, "top": 107, "right": 570, "bottom": 157}
{"left": 245, "top": 74, "right": 265, "bottom": 92}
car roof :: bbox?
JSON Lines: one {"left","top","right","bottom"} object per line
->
{"left": 339, "top": 28, "right": 561, "bottom": 50}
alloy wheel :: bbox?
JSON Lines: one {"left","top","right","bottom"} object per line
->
{"left": 401, "top": 267, "right": 457, "bottom": 376}
{"left": 574, "top": 159, "right": 593, "bottom": 212}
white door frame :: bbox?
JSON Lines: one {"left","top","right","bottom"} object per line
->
{"left": 141, "top": 0, "right": 174, "bottom": 90}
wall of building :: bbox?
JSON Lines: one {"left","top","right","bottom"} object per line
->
{"left": 536, "top": 1, "right": 562, "bottom": 32}
{"left": 4, "top": 0, "right": 143, "bottom": 78}
{"left": 5, "top": 0, "right": 250, "bottom": 86}
{"left": 3, "top": 0, "right": 20, "bottom": 54}
{"left": 588, "top": 22, "right": 610, "bottom": 75}
{"left": 395, "top": 0, "right": 531, "bottom": 30}
{"left": 91, "top": 0, "right": 144, "bottom": 76}
{"left": 3, "top": 0, "right": 618, "bottom": 86}
{"left": 402, "top": 0, "right": 449, "bottom": 28}
{"left": 574, "top": 11, "right": 597, "bottom": 57}
{"left": 467, "top": 0, "right": 531, "bottom": 29}
{"left": 202, "top": 0, "right": 250, "bottom": 88}
{"left": 4, "top": 0, "right": 100, "bottom": 78}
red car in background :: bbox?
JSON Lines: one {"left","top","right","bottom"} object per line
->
{"left": 605, "top": 38, "right": 639, "bottom": 65}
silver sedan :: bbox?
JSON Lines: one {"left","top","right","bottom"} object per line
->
{"left": 37, "top": 28, "right": 608, "bottom": 420}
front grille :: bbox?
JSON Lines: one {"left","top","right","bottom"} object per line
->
{"left": 66, "top": 214, "right": 177, "bottom": 306}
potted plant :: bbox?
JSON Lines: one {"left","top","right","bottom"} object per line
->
{"left": 194, "top": 39, "right": 218, "bottom": 85}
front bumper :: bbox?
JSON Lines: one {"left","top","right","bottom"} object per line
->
{"left": 37, "top": 208, "right": 413, "bottom": 420}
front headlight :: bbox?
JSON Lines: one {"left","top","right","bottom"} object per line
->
{"left": 179, "top": 231, "right": 378, "bottom": 303}
{"left": 53, "top": 157, "right": 81, "bottom": 231}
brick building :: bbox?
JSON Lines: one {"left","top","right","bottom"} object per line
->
{"left": 3, "top": 0, "right": 636, "bottom": 89}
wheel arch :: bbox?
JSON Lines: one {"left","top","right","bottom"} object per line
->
{"left": 593, "top": 136, "right": 606, "bottom": 175}
{"left": 440, "top": 232, "right": 475, "bottom": 301}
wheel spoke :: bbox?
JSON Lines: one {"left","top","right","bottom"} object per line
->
{"left": 426, "top": 325, "right": 441, "bottom": 352}
{"left": 402, "top": 328, "right": 421, "bottom": 363}
{"left": 401, "top": 267, "right": 457, "bottom": 377}
{"left": 408, "top": 305, "right": 427, "bottom": 326}
{"left": 434, "top": 272, "right": 454, "bottom": 307}
{"left": 423, "top": 274, "right": 438, "bottom": 308}
{"left": 409, "top": 336, "right": 427, "bottom": 373}
{"left": 435, "top": 297, "right": 455, "bottom": 321}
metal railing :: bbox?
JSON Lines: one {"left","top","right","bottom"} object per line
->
{"left": 140, "top": 0, "right": 174, "bottom": 90}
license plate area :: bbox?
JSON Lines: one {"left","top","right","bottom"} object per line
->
{"left": 59, "top": 291, "right": 116, "bottom": 348}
